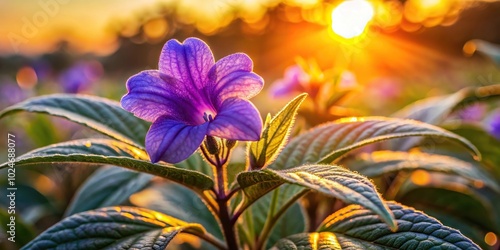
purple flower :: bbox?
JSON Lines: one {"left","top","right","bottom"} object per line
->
{"left": 457, "top": 103, "right": 486, "bottom": 122}
{"left": 121, "top": 38, "right": 263, "bottom": 163}
{"left": 269, "top": 65, "right": 309, "bottom": 98}
{"left": 488, "top": 111, "right": 500, "bottom": 140}
{"left": 59, "top": 61, "right": 102, "bottom": 94}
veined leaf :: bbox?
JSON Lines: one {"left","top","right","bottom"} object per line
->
{"left": 449, "top": 125, "right": 500, "bottom": 179}
{"left": 249, "top": 93, "right": 307, "bottom": 169}
{"left": 65, "top": 166, "right": 154, "bottom": 216}
{"left": 237, "top": 164, "right": 396, "bottom": 230}
{"left": 396, "top": 173, "right": 500, "bottom": 234}
{"left": 270, "top": 117, "right": 479, "bottom": 170}
{"left": 391, "top": 85, "right": 500, "bottom": 150}
{"left": 130, "top": 182, "right": 223, "bottom": 240}
{"left": 0, "top": 139, "right": 214, "bottom": 190}
{"left": 270, "top": 232, "right": 341, "bottom": 250}
{"left": 348, "top": 151, "right": 500, "bottom": 192}
{"left": 0, "top": 94, "right": 150, "bottom": 147}
{"left": 23, "top": 206, "right": 205, "bottom": 250}
{"left": 319, "top": 201, "right": 480, "bottom": 250}
{"left": 393, "top": 85, "right": 500, "bottom": 124}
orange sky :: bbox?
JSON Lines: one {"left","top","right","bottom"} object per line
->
{"left": 0, "top": 0, "right": 320, "bottom": 56}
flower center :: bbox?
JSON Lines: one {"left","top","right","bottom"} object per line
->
{"left": 203, "top": 111, "right": 215, "bottom": 123}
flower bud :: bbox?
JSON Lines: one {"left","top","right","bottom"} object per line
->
{"left": 205, "top": 136, "right": 220, "bottom": 155}
{"left": 225, "top": 139, "right": 237, "bottom": 150}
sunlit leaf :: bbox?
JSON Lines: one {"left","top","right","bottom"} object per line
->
{"left": 238, "top": 164, "right": 396, "bottom": 230}
{"left": 249, "top": 93, "right": 307, "bottom": 169}
{"left": 391, "top": 85, "right": 500, "bottom": 150}
{"left": 319, "top": 201, "right": 481, "bottom": 250}
{"left": 270, "top": 117, "right": 479, "bottom": 170}
{"left": 270, "top": 232, "right": 341, "bottom": 250}
{"left": 130, "top": 182, "right": 223, "bottom": 240}
{"left": 22, "top": 206, "right": 205, "bottom": 250}
{"left": 397, "top": 173, "right": 500, "bottom": 229}
{"left": 0, "top": 94, "right": 150, "bottom": 147}
{"left": 347, "top": 151, "right": 500, "bottom": 192}
{"left": 65, "top": 166, "right": 154, "bottom": 216}
{"left": 0, "top": 139, "right": 214, "bottom": 190}
{"left": 448, "top": 125, "right": 500, "bottom": 179}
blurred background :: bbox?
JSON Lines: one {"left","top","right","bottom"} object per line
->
{"left": 1, "top": 0, "right": 500, "bottom": 248}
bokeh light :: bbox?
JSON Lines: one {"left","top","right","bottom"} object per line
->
{"left": 330, "top": 0, "right": 375, "bottom": 39}
{"left": 16, "top": 66, "right": 38, "bottom": 89}
{"left": 485, "top": 232, "right": 498, "bottom": 246}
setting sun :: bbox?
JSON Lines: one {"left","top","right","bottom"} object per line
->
{"left": 330, "top": 0, "right": 375, "bottom": 39}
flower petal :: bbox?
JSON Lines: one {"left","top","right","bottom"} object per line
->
{"left": 208, "top": 98, "right": 262, "bottom": 141}
{"left": 159, "top": 38, "right": 215, "bottom": 91}
{"left": 210, "top": 53, "right": 264, "bottom": 103}
{"left": 121, "top": 70, "right": 198, "bottom": 123}
{"left": 146, "top": 117, "right": 209, "bottom": 163}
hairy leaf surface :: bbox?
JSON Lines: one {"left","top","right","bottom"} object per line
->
{"left": 249, "top": 93, "right": 307, "bottom": 169}
{"left": 319, "top": 202, "right": 480, "bottom": 250}
{"left": 23, "top": 207, "right": 205, "bottom": 250}
{"left": 270, "top": 117, "right": 479, "bottom": 170}
{"left": 65, "top": 166, "right": 154, "bottom": 216}
{"left": 270, "top": 232, "right": 341, "bottom": 250}
{"left": 238, "top": 164, "right": 396, "bottom": 230}
{"left": 0, "top": 94, "right": 150, "bottom": 147}
{"left": 0, "top": 139, "right": 213, "bottom": 190}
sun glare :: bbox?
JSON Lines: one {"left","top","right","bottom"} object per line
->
{"left": 330, "top": 0, "right": 375, "bottom": 39}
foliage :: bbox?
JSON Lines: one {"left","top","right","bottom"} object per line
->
{"left": 2, "top": 38, "right": 499, "bottom": 249}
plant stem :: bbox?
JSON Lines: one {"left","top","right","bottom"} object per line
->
{"left": 254, "top": 189, "right": 309, "bottom": 250}
{"left": 213, "top": 153, "right": 239, "bottom": 250}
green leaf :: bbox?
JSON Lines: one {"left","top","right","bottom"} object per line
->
{"left": 0, "top": 139, "right": 214, "bottom": 190}
{"left": 22, "top": 206, "right": 205, "bottom": 250}
{"left": 0, "top": 94, "right": 150, "bottom": 147}
{"left": 396, "top": 173, "right": 500, "bottom": 234}
{"left": 130, "top": 182, "right": 223, "bottom": 240}
{"left": 238, "top": 164, "right": 396, "bottom": 230}
{"left": 243, "top": 189, "right": 307, "bottom": 248}
{"left": 249, "top": 93, "right": 307, "bottom": 169}
{"left": 65, "top": 166, "right": 154, "bottom": 216}
{"left": 448, "top": 125, "right": 500, "bottom": 179}
{"left": 347, "top": 151, "right": 500, "bottom": 192}
{"left": 319, "top": 201, "right": 480, "bottom": 250}
{"left": 270, "top": 232, "right": 341, "bottom": 250}
{"left": 391, "top": 85, "right": 500, "bottom": 150}
{"left": 270, "top": 117, "right": 480, "bottom": 170}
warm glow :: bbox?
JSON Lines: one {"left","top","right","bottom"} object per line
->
{"left": 411, "top": 170, "right": 431, "bottom": 186}
{"left": 485, "top": 232, "right": 498, "bottom": 246}
{"left": 144, "top": 18, "right": 169, "bottom": 41}
{"left": 16, "top": 66, "right": 38, "bottom": 89}
{"left": 330, "top": 0, "right": 375, "bottom": 39}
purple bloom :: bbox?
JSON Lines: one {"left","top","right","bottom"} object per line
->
{"left": 269, "top": 65, "right": 309, "bottom": 98}
{"left": 121, "top": 38, "right": 263, "bottom": 163}
{"left": 488, "top": 111, "right": 500, "bottom": 140}
{"left": 59, "top": 61, "right": 102, "bottom": 94}
{"left": 457, "top": 103, "right": 486, "bottom": 122}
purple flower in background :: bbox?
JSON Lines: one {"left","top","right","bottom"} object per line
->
{"left": 269, "top": 65, "right": 309, "bottom": 98}
{"left": 0, "top": 78, "right": 27, "bottom": 109}
{"left": 457, "top": 103, "right": 486, "bottom": 122}
{"left": 59, "top": 61, "right": 102, "bottom": 93}
{"left": 488, "top": 111, "right": 500, "bottom": 140}
{"left": 121, "top": 38, "right": 263, "bottom": 163}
